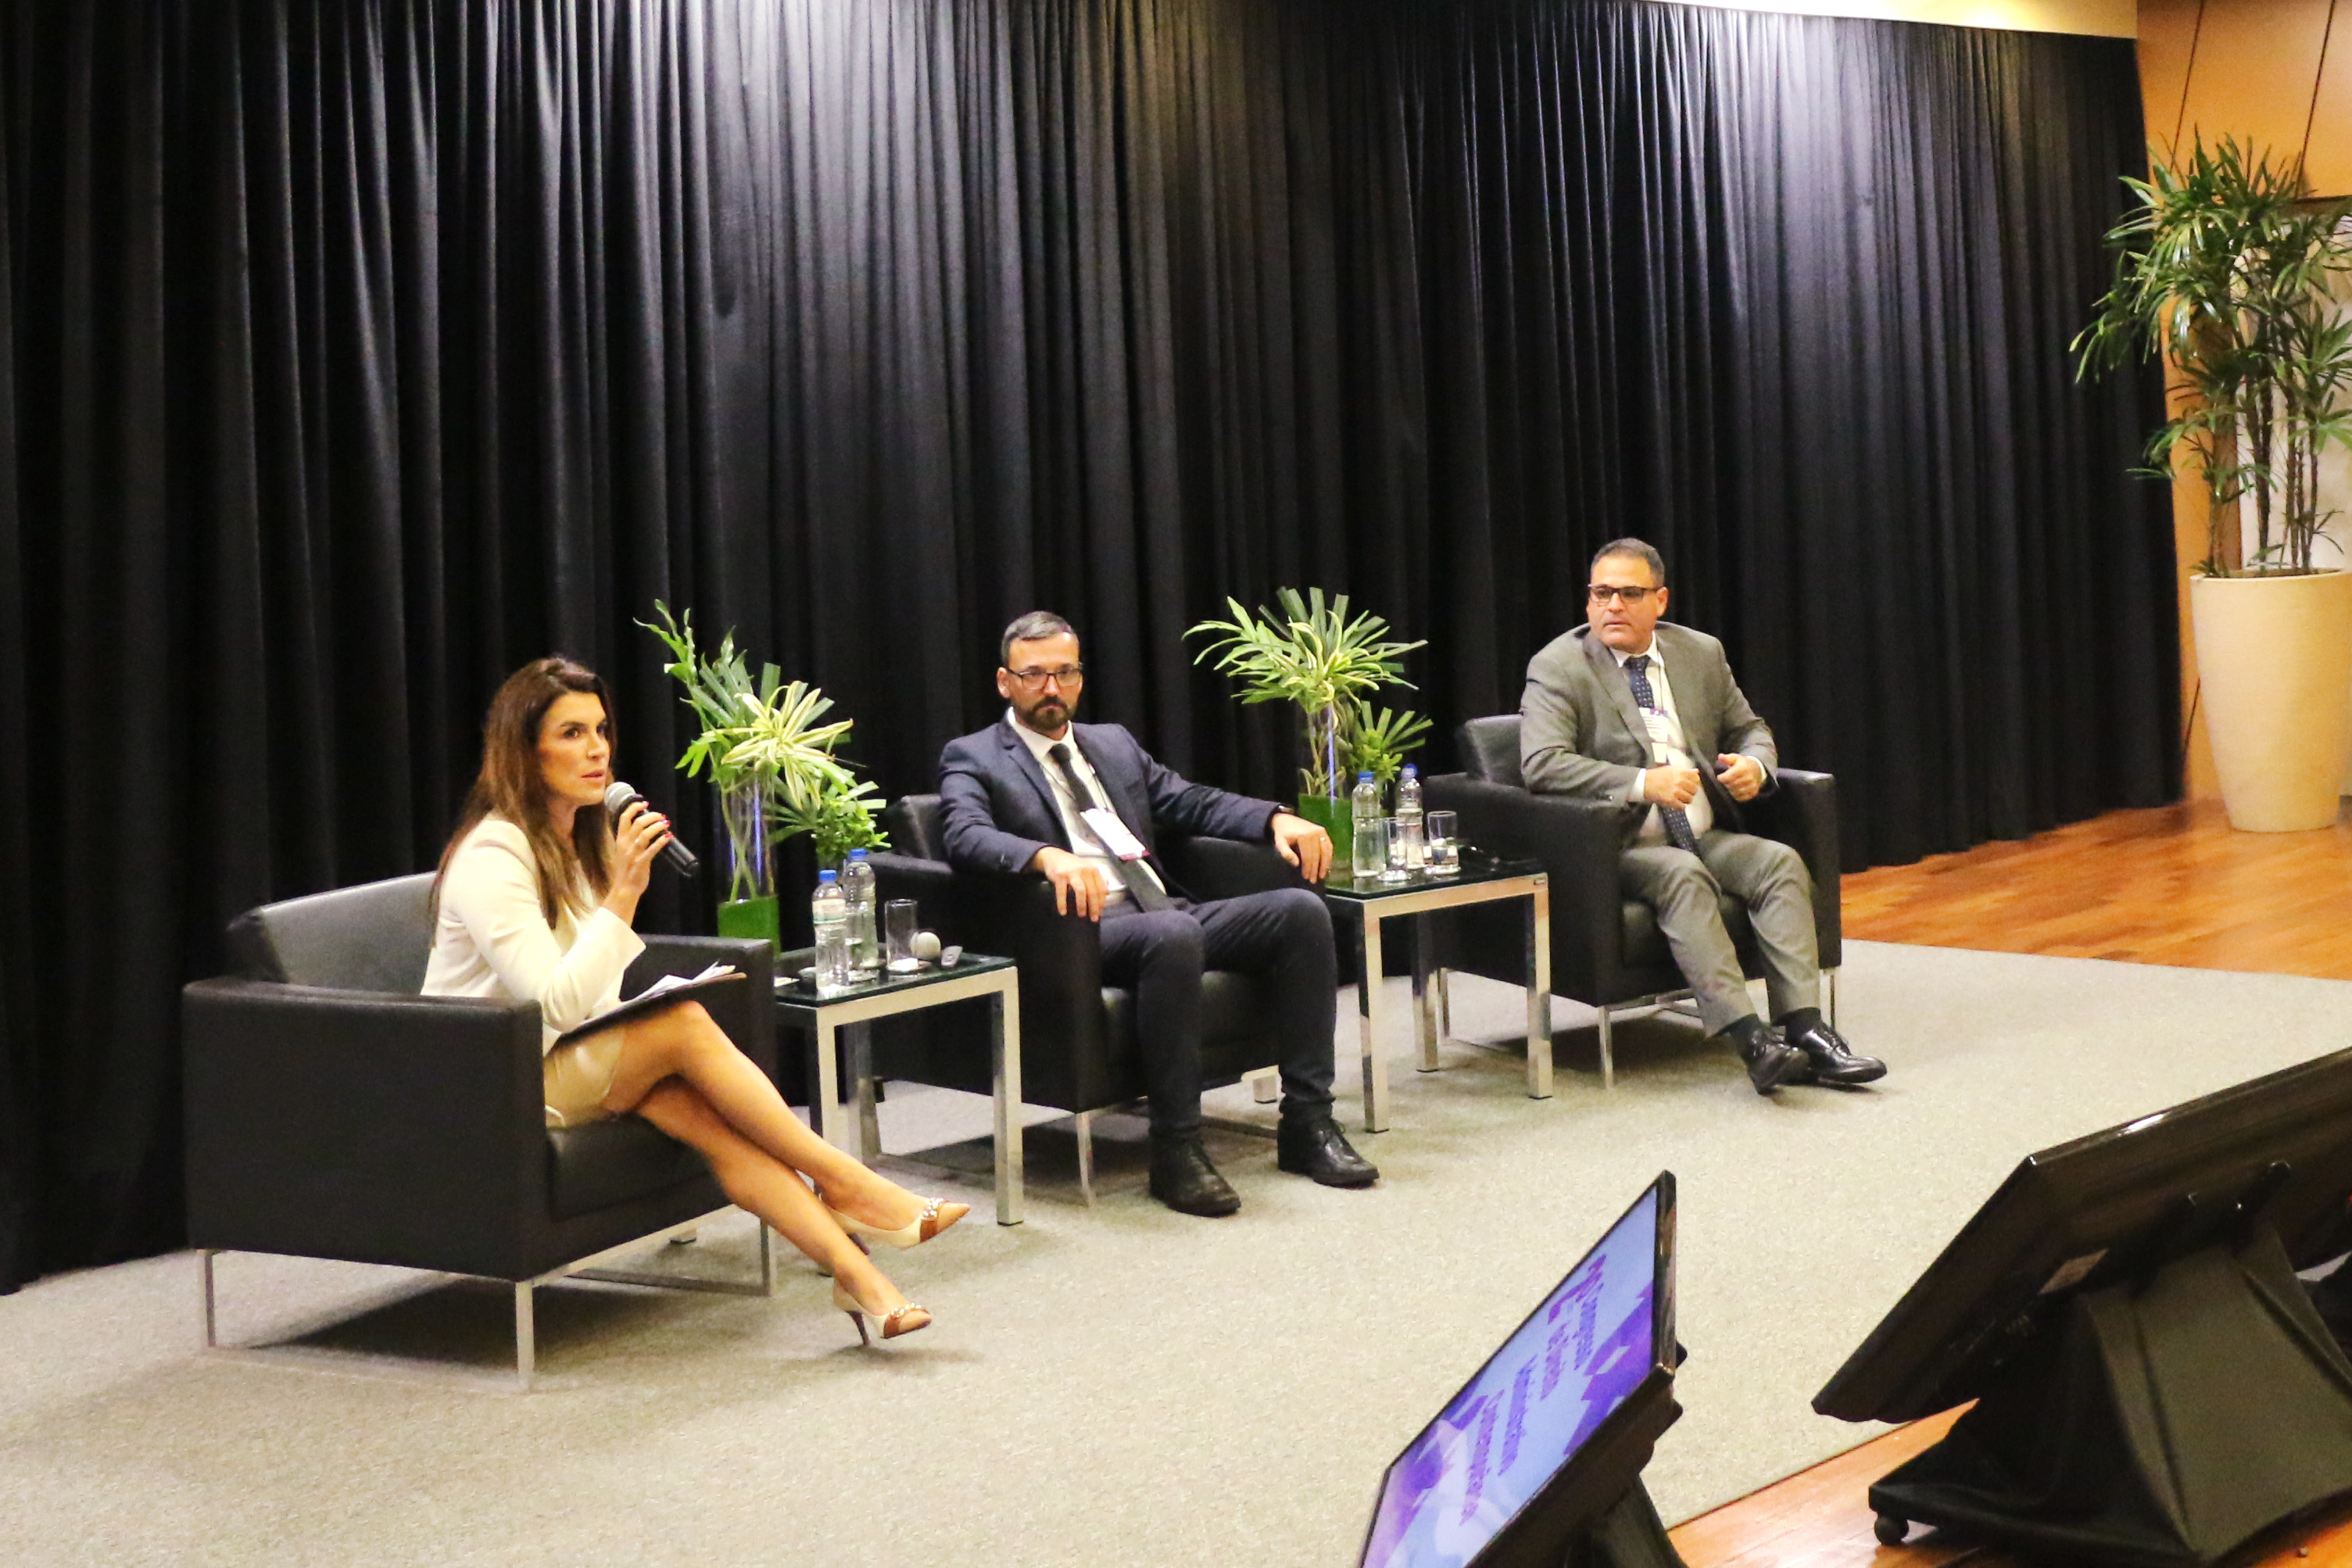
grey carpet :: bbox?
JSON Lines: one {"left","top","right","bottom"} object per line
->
{"left": 5, "top": 940, "right": 2350, "bottom": 1567}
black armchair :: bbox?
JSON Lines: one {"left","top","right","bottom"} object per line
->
{"left": 1426, "top": 716, "right": 1841, "bottom": 1087}
{"left": 181, "top": 872, "right": 777, "bottom": 1387}
{"left": 864, "top": 795, "right": 1300, "bottom": 1203}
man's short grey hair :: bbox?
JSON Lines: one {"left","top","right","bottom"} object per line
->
{"left": 1590, "top": 537, "right": 1667, "bottom": 585}
{"left": 1001, "top": 610, "right": 1079, "bottom": 668}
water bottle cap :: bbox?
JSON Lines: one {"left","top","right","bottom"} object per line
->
{"left": 849, "top": 847, "right": 868, "bottom": 860}
{"left": 1358, "top": 771, "right": 1374, "bottom": 782}
{"left": 818, "top": 869, "right": 837, "bottom": 883}
{"left": 1402, "top": 764, "right": 1418, "bottom": 777}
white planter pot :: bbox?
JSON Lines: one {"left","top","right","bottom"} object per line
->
{"left": 2192, "top": 569, "right": 2352, "bottom": 832}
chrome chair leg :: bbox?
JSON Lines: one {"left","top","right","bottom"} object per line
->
{"left": 199, "top": 1250, "right": 218, "bottom": 1349}
{"left": 1246, "top": 1065, "right": 1280, "bottom": 1104}
{"left": 1076, "top": 1110, "right": 1096, "bottom": 1208}
{"left": 1436, "top": 968, "right": 1452, "bottom": 1044}
{"left": 1825, "top": 967, "right": 1838, "bottom": 1029}
{"left": 1598, "top": 1006, "right": 1615, "bottom": 1091}
{"left": 514, "top": 1281, "right": 536, "bottom": 1393}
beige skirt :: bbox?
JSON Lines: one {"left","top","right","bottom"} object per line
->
{"left": 542, "top": 1026, "right": 631, "bottom": 1128}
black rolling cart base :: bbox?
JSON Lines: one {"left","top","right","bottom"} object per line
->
{"left": 1871, "top": 1231, "right": 2352, "bottom": 1566}
{"left": 1559, "top": 1480, "right": 1686, "bottom": 1568}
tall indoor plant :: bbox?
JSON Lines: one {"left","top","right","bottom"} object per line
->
{"left": 1187, "top": 588, "right": 1430, "bottom": 867}
{"left": 642, "top": 603, "right": 887, "bottom": 946}
{"left": 2075, "top": 136, "right": 2352, "bottom": 830}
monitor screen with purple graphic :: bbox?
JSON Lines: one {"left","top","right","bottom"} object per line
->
{"left": 1360, "top": 1180, "right": 1672, "bottom": 1568}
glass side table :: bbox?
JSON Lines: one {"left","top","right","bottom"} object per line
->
{"left": 1320, "top": 850, "right": 1551, "bottom": 1133}
{"left": 773, "top": 950, "right": 1023, "bottom": 1226}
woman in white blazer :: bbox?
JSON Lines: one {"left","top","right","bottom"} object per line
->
{"left": 423, "top": 656, "right": 962, "bottom": 1344}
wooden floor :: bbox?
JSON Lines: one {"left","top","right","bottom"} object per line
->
{"left": 1840, "top": 800, "right": 2352, "bottom": 981}
{"left": 1668, "top": 799, "right": 2352, "bottom": 1565}
{"left": 1668, "top": 1410, "right": 2352, "bottom": 1566}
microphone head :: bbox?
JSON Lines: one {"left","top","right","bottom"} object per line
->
{"left": 603, "top": 780, "right": 645, "bottom": 816}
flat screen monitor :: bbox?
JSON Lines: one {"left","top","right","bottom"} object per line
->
{"left": 1815, "top": 1047, "right": 2352, "bottom": 1425}
{"left": 1360, "top": 1174, "right": 1680, "bottom": 1568}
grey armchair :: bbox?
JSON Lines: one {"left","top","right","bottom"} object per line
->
{"left": 181, "top": 872, "right": 777, "bottom": 1387}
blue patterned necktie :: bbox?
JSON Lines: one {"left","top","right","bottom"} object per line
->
{"left": 1624, "top": 655, "right": 1701, "bottom": 854}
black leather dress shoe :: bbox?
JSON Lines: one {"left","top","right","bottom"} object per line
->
{"left": 1782, "top": 1018, "right": 1887, "bottom": 1086}
{"left": 1723, "top": 1022, "right": 1807, "bottom": 1094}
{"left": 1148, "top": 1138, "right": 1241, "bottom": 1216}
{"left": 1276, "top": 1116, "right": 1379, "bottom": 1188}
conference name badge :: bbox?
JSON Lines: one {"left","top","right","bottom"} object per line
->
{"left": 1081, "top": 807, "right": 1149, "bottom": 861}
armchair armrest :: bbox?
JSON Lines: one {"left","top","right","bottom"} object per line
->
{"left": 1423, "top": 773, "right": 1631, "bottom": 1000}
{"left": 868, "top": 857, "right": 1115, "bottom": 1111}
{"left": 1161, "top": 834, "right": 1306, "bottom": 901}
{"left": 181, "top": 979, "right": 545, "bottom": 1277}
{"left": 869, "top": 852, "right": 961, "bottom": 935}
{"left": 628, "top": 935, "right": 776, "bottom": 1073}
{"left": 1742, "top": 769, "right": 1841, "bottom": 966}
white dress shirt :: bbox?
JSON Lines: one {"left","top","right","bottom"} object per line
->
{"left": 1609, "top": 640, "right": 1715, "bottom": 845}
{"left": 421, "top": 815, "right": 646, "bottom": 1053}
{"left": 1006, "top": 710, "right": 1169, "bottom": 904}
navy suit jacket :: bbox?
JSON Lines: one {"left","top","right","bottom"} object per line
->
{"left": 938, "top": 717, "right": 1280, "bottom": 882}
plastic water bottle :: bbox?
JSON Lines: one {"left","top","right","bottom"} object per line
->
{"left": 1350, "top": 770, "right": 1384, "bottom": 882}
{"left": 842, "top": 848, "right": 880, "bottom": 972}
{"left": 812, "top": 871, "right": 851, "bottom": 993}
{"left": 1396, "top": 764, "right": 1425, "bottom": 871}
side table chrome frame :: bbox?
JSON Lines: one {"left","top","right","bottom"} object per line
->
{"left": 1330, "top": 872, "right": 1550, "bottom": 1133}
{"left": 199, "top": 1205, "right": 775, "bottom": 1393}
{"left": 781, "top": 965, "right": 1025, "bottom": 1226}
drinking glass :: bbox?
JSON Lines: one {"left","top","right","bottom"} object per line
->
{"left": 1352, "top": 817, "right": 1391, "bottom": 886}
{"left": 1380, "top": 818, "right": 1412, "bottom": 882}
{"left": 884, "top": 900, "right": 922, "bottom": 972}
{"left": 1427, "top": 810, "right": 1460, "bottom": 875}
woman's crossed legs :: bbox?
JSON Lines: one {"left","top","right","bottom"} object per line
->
{"left": 592, "top": 1000, "right": 947, "bottom": 1329}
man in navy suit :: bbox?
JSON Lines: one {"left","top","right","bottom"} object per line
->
{"left": 939, "top": 610, "right": 1377, "bottom": 1215}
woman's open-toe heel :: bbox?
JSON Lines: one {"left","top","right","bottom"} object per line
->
{"left": 824, "top": 1194, "right": 968, "bottom": 1251}
{"left": 833, "top": 1283, "right": 930, "bottom": 1346}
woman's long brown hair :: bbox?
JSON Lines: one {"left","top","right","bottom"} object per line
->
{"left": 432, "top": 657, "right": 618, "bottom": 925}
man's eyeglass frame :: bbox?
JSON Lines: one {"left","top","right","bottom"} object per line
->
{"left": 1008, "top": 664, "right": 1086, "bottom": 689}
{"left": 1587, "top": 584, "right": 1661, "bottom": 605}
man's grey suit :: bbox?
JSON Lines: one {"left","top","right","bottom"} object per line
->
{"left": 1520, "top": 621, "right": 1820, "bottom": 1034}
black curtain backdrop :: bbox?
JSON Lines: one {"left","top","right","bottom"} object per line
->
{"left": 0, "top": 0, "right": 2174, "bottom": 1290}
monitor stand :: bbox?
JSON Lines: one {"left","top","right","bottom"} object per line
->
{"left": 1558, "top": 1480, "right": 1688, "bottom": 1568}
{"left": 1869, "top": 1229, "right": 2352, "bottom": 1566}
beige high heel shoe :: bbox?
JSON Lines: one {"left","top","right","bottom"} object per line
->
{"left": 823, "top": 1194, "right": 969, "bottom": 1251}
{"left": 833, "top": 1282, "right": 931, "bottom": 1345}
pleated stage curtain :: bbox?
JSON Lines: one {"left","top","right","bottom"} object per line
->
{"left": 0, "top": 0, "right": 2171, "bottom": 1289}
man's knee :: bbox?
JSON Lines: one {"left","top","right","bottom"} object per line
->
{"left": 1266, "top": 886, "right": 1333, "bottom": 941}
{"left": 1132, "top": 910, "right": 1206, "bottom": 969}
{"left": 1754, "top": 839, "right": 1811, "bottom": 895}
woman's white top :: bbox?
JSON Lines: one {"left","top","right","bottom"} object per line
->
{"left": 421, "top": 814, "right": 645, "bottom": 1054}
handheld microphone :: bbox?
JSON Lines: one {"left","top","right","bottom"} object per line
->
{"left": 604, "top": 781, "right": 701, "bottom": 877}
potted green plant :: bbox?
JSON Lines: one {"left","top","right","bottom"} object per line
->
{"left": 1187, "top": 588, "right": 1430, "bottom": 868}
{"left": 642, "top": 603, "right": 887, "bottom": 946}
{"left": 2076, "top": 135, "right": 2352, "bottom": 831}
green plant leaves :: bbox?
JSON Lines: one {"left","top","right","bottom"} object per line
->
{"left": 638, "top": 600, "right": 891, "bottom": 863}
{"left": 1186, "top": 588, "right": 1432, "bottom": 796}
{"left": 2075, "top": 134, "right": 2352, "bottom": 574}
